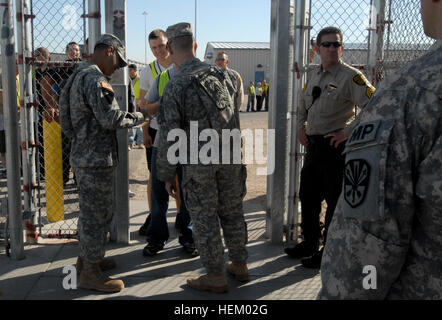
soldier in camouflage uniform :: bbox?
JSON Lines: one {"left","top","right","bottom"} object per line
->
{"left": 154, "top": 23, "right": 249, "bottom": 293}
{"left": 318, "top": 0, "right": 442, "bottom": 299}
{"left": 59, "top": 34, "right": 145, "bottom": 293}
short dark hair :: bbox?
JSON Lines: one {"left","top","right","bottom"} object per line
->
{"left": 128, "top": 64, "right": 137, "bottom": 70}
{"left": 168, "top": 35, "right": 194, "bottom": 52}
{"left": 66, "top": 42, "right": 79, "bottom": 52}
{"left": 34, "top": 47, "right": 50, "bottom": 60}
{"left": 317, "top": 26, "right": 343, "bottom": 46}
{"left": 148, "top": 29, "right": 167, "bottom": 41}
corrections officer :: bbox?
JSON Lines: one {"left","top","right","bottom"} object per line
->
{"left": 59, "top": 34, "right": 145, "bottom": 293}
{"left": 285, "top": 26, "right": 375, "bottom": 268}
{"left": 155, "top": 22, "right": 249, "bottom": 293}
{"left": 319, "top": 0, "right": 442, "bottom": 299}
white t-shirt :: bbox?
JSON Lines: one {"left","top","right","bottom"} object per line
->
{"left": 139, "top": 60, "right": 169, "bottom": 130}
{"left": 146, "top": 65, "right": 176, "bottom": 148}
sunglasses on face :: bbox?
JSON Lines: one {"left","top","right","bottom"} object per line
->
{"left": 216, "top": 58, "right": 226, "bottom": 61}
{"left": 320, "top": 41, "right": 342, "bottom": 48}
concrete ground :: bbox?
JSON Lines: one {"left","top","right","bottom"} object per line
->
{"left": 0, "top": 108, "right": 323, "bottom": 301}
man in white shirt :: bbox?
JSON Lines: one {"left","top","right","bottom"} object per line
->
{"left": 138, "top": 29, "right": 173, "bottom": 235}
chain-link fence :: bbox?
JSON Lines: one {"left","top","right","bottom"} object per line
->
{"left": 310, "top": 0, "right": 372, "bottom": 74}
{"left": 30, "top": 0, "right": 87, "bottom": 237}
{"left": 382, "top": 0, "right": 435, "bottom": 76}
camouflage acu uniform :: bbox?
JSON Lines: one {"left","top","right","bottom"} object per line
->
{"left": 318, "top": 39, "right": 442, "bottom": 299}
{"left": 60, "top": 57, "right": 144, "bottom": 263}
{"left": 156, "top": 58, "right": 248, "bottom": 274}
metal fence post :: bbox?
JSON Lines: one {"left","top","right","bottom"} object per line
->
{"left": 368, "top": 0, "right": 386, "bottom": 85}
{"left": 105, "top": 0, "right": 130, "bottom": 244}
{"left": 1, "top": 0, "right": 25, "bottom": 259}
{"left": 17, "top": 0, "right": 38, "bottom": 232}
{"left": 88, "top": 0, "right": 101, "bottom": 53}
{"left": 286, "top": 0, "right": 309, "bottom": 248}
{"left": 266, "top": 0, "right": 292, "bottom": 244}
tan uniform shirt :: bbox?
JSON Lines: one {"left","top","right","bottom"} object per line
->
{"left": 298, "top": 60, "right": 375, "bottom": 137}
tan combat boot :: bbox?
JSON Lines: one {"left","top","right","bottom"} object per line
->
{"left": 79, "top": 260, "right": 124, "bottom": 293}
{"left": 76, "top": 256, "right": 117, "bottom": 274}
{"left": 226, "top": 261, "right": 250, "bottom": 282}
{"left": 186, "top": 273, "right": 228, "bottom": 293}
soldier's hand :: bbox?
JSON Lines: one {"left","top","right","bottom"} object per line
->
{"left": 325, "top": 129, "right": 347, "bottom": 148}
{"left": 166, "top": 181, "right": 178, "bottom": 199}
{"left": 298, "top": 127, "right": 308, "bottom": 146}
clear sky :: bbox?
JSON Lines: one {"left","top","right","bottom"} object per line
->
{"left": 124, "top": 0, "right": 271, "bottom": 64}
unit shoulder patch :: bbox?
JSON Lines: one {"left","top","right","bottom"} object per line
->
{"left": 344, "top": 159, "right": 371, "bottom": 208}
{"left": 366, "top": 86, "right": 375, "bottom": 99}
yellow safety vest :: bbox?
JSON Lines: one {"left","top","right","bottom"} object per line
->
{"left": 149, "top": 61, "right": 159, "bottom": 79}
{"left": 158, "top": 70, "right": 171, "bottom": 97}
{"left": 249, "top": 85, "right": 255, "bottom": 95}
{"left": 132, "top": 76, "right": 140, "bottom": 100}
{"left": 16, "top": 75, "right": 20, "bottom": 109}
{"left": 262, "top": 84, "right": 269, "bottom": 94}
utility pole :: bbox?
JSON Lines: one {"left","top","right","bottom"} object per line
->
{"left": 142, "top": 11, "right": 148, "bottom": 64}
{"left": 194, "top": 0, "right": 197, "bottom": 42}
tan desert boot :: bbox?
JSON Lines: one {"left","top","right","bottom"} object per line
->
{"left": 186, "top": 273, "right": 228, "bottom": 293}
{"left": 79, "top": 261, "right": 124, "bottom": 293}
{"left": 226, "top": 261, "right": 250, "bottom": 282}
{"left": 76, "top": 256, "right": 117, "bottom": 274}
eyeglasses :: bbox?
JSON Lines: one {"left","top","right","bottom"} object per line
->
{"left": 216, "top": 58, "right": 226, "bottom": 62}
{"left": 320, "top": 41, "right": 342, "bottom": 48}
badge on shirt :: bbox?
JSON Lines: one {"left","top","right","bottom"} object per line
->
{"left": 352, "top": 74, "right": 369, "bottom": 86}
{"left": 344, "top": 159, "right": 371, "bottom": 208}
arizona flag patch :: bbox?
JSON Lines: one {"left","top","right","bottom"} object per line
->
{"left": 344, "top": 159, "right": 371, "bottom": 208}
{"left": 101, "top": 81, "right": 114, "bottom": 93}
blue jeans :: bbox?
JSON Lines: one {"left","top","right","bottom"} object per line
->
{"left": 146, "top": 147, "right": 193, "bottom": 245}
{"left": 128, "top": 126, "right": 143, "bottom": 145}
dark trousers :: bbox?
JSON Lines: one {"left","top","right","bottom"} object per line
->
{"left": 146, "top": 147, "right": 193, "bottom": 245}
{"left": 256, "top": 95, "right": 263, "bottom": 111}
{"left": 263, "top": 90, "right": 269, "bottom": 110}
{"left": 62, "top": 132, "right": 71, "bottom": 184}
{"left": 299, "top": 135, "right": 345, "bottom": 247}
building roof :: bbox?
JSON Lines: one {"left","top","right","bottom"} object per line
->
{"left": 208, "top": 42, "right": 270, "bottom": 50}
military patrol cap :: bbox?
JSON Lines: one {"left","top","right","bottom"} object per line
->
{"left": 166, "top": 22, "right": 193, "bottom": 40}
{"left": 94, "top": 33, "right": 127, "bottom": 68}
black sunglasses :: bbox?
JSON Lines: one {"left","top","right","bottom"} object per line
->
{"left": 320, "top": 41, "right": 342, "bottom": 48}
